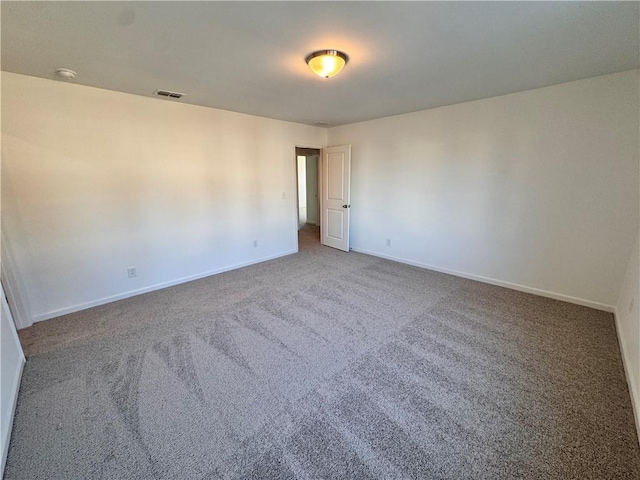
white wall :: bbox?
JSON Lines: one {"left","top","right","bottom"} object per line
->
{"left": 329, "top": 70, "right": 640, "bottom": 310}
{"left": 306, "top": 156, "right": 319, "bottom": 225}
{"left": 616, "top": 230, "right": 640, "bottom": 444}
{"left": 0, "top": 283, "right": 25, "bottom": 474}
{"left": 1, "top": 72, "right": 327, "bottom": 324}
{"left": 297, "top": 156, "right": 307, "bottom": 226}
{"left": 2, "top": 70, "right": 638, "bottom": 318}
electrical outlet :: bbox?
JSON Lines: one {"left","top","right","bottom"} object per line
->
{"left": 386, "top": 238, "right": 391, "bottom": 247}
{"left": 253, "top": 240, "right": 258, "bottom": 248}
{"left": 127, "top": 267, "right": 137, "bottom": 278}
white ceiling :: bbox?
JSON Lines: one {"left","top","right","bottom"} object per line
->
{"left": 2, "top": 2, "right": 638, "bottom": 127}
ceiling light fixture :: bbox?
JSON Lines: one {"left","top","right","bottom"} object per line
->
{"left": 55, "top": 68, "right": 77, "bottom": 79}
{"left": 305, "top": 50, "right": 348, "bottom": 79}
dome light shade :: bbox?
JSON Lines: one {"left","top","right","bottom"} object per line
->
{"left": 305, "top": 50, "right": 348, "bottom": 78}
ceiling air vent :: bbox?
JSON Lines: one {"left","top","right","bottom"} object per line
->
{"left": 153, "top": 89, "right": 186, "bottom": 99}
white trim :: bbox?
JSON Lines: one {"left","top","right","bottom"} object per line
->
{"left": 350, "top": 247, "right": 615, "bottom": 313}
{"left": 1, "top": 235, "right": 32, "bottom": 329}
{"left": 32, "top": 250, "right": 296, "bottom": 323}
{"left": 613, "top": 307, "right": 640, "bottom": 447}
{"left": 0, "top": 354, "right": 24, "bottom": 476}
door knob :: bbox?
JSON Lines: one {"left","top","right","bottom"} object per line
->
{"left": 342, "top": 205, "right": 350, "bottom": 208}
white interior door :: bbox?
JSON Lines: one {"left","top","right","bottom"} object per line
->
{"left": 0, "top": 281, "right": 25, "bottom": 474}
{"left": 321, "top": 145, "right": 351, "bottom": 252}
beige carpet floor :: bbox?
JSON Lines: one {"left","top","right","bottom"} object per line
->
{"left": 6, "top": 224, "right": 640, "bottom": 479}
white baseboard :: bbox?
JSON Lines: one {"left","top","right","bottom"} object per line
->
{"left": 32, "top": 250, "right": 297, "bottom": 323}
{"left": 350, "top": 247, "right": 615, "bottom": 313}
{"left": 1, "top": 356, "right": 25, "bottom": 476}
{"left": 613, "top": 308, "right": 640, "bottom": 447}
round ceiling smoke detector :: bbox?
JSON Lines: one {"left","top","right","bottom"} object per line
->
{"left": 55, "top": 68, "right": 77, "bottom": 79}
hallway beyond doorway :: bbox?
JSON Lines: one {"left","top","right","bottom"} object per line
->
{"left": 298, "top": 223, "right": 321, "bottom": 252}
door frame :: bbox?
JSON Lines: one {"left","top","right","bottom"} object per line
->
{"left": 292, "top": 144, "right": 324, "bottom": 252}
{"left": 1, "top": 233, "right": 31, "bottom": 329}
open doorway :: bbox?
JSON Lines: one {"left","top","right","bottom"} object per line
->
{"left": 296, "top": 147, "right": 321, "bottom": 248}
